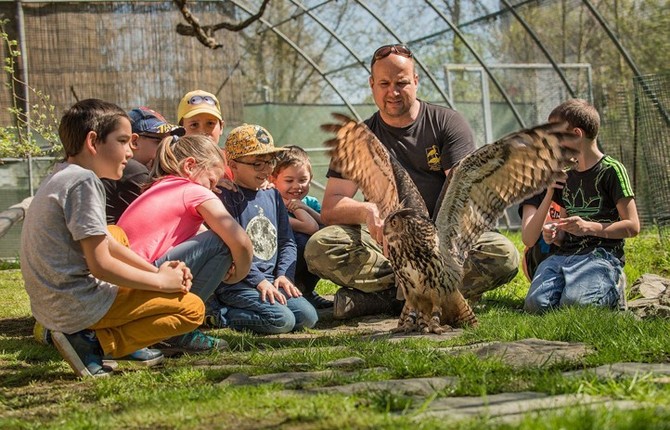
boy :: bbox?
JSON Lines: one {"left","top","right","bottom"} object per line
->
{"left": 206, "top": 124, "right": 318, "bottom": 334}
{"left": 177, "top": 89, "right": 233, "bottom": 180}
{"left": 524, "top": 99, "right": 640, "bottom": 314}
{"left": 271, "top": 146, "right": 332, "bottom": 308}
{"left": 103, "top": 106, "right": 185, "bottom": 224}
{"left": 21, "top": 99, "right": 204, "bottom": 377}
{"left": 178, "top": 89, "right": 224, "bottom": 144}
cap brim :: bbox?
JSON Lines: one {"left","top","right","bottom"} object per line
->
{"left": 231, "top": 147, "right": 287, "bottom": 158}
{"left": 182, "top": 107, "right": 222, "bottom": 121}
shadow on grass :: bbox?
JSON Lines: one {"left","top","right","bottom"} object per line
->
{"left": 0, "top": 316, "right": 76, "bottom": 387}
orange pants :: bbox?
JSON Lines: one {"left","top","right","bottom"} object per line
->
{"left": 91, "top": 226, "right": 204, "bottom": 357}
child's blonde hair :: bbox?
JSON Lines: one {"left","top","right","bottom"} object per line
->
{"left": 148, "top": 135, "right": 225, "bottom": 187}
{"left": 273, "top": 145, "right": 313, "bottom": 178}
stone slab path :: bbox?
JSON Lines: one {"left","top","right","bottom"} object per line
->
{"left": 207, "top": 306, "right": 670, "bottom": 425}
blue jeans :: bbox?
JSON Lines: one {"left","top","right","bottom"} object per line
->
{"left": 154, "top": 230, "right": 232, "bottom": 303}
{"left": 524, "top": 248, "right": 622, "bottom": 314}
{"left": 209, "top": 285, "right": 318, "bottom": 334}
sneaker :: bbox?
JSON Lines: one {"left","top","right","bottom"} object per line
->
{"left": 155, "top": 329, "right": 228, "bottom": 356}
{"left": 333, "top": 287, "right": 404, "bottom": 320}
{"left": 104, "top": 348, "right": 164, "bottom": 367}
{"left": 306, "top": 291, "right": 334, "bottom": 309}
{"left": 51, "top": 330, "right": 113, "bottom": 378}
{"left": 33, "top": 321, "right": 52, "bottom": 345}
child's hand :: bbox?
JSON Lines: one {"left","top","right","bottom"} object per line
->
{"left": 542, "top": 222, "right": 558, "bottom": 244}
{"left": 223, "top": 262, "right": 237, "bottom": 282}
{"left": 274, "top": 275, "right": 301, "bottom": 298}
{"left": 216, "top": 178, "right": 238, "bottom": 194}
{"left": 556, "top": 216, "right": 593, "bottom": 236}
{"left": 157, "top": 260, "right": 192, "bottom": 293}
{"left": 257, "top": 280, "right": 286, "bottom": 305}
{"left": 285, "top": 199, "right": 308, "bottom": 214}
{"left": 168, "top": 260, "right": 193, "bottom": 289}
{"left": 259, "top": 180, "right": 275, "bottom": 190}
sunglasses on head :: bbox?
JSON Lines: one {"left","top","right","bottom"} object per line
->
{"left": 371, "top": 44, "right": 413, "bottom": 67}
{"left": 187, "top": 95, "right": 218, "bottom": 107}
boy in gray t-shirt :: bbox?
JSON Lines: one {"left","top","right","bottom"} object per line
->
{"left": 21, "top": 99, "right": 204, "bottom": 377}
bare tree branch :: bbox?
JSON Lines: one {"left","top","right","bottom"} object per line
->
{"left": 174, "top": 0, "right": 271, "bottom": 50}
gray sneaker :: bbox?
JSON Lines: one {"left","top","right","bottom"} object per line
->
{"left": 156, "top": 329, "right": 228, "bottom": 356}
{"left": 333, "top": 287, "right": 404, "bottom": 319}
{"left": 104, "top": 348, "right": 164, "bottom": 367}
{"left": 51, "top": 330, "right": 113, "bottom": 378}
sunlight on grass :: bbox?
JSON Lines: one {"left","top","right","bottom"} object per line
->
{"left": 1, "top": 232, "right": 669, "bottom": 428}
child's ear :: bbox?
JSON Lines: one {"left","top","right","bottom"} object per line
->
{"left": 84, "top": 131, "right": 98, "bottom": 154}
{"left": 181, "top": 156, "right": 197, "bottom": 175}
{"left": 129, "top": 134, "right": 140, "bottom": 150}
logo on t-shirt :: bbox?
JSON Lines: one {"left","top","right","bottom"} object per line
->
{"left": 246, "top": 206, "right": 277, "bottom": 260}
{"left": 426, "top": 145, "right": 441, "bottom": 171}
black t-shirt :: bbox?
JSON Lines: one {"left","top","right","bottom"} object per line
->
{"left": 553, "top": 155, "right": 634, "bottom": 263}
{"left": 327, "top": 100, "right": 476, "bottom": 217}
{"left": 102, "top": 158, "right": 149, "bottom": 224}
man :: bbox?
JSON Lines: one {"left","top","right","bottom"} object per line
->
{"left": 103, "top": 107, "right": 185, "bottom": 224}
{"left": 305, "top": 44, "right": 519, "bottom": 319}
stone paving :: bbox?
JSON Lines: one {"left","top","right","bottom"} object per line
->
{"left": 210, "top": 306, "right": 670, "bottom": 424}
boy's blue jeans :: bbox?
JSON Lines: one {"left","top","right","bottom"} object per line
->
{"left": 153, "top": 230, "right": 232, "bottom": 303}
{"left": 524, "top": 247, "right": 622, "bottom": 314}
{"left": 209, "top": 286, "right": 318, "bottom": 334}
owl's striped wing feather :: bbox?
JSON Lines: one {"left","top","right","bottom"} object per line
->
{"left": 435, "top": 122, "right": 578, "bottom": 264}
{"left": 321, "top": 113, "right": 427, "bottom": 219}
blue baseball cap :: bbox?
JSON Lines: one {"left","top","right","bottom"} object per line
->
{"left": 128, "top": 107, "right": 186, "bottom": 136}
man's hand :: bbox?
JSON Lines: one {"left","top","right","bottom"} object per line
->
{"left": 365, "top": 204, "right": 385, "bottom": 245}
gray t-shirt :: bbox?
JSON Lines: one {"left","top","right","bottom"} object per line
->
{"left": 20, "top": 163, "right": 118, "bottom": 333}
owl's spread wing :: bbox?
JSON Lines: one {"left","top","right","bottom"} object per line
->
{"left": 434, "top": 122, "right": 578, "bottom": 264}
{"left": 322, "top": 113, "right": 427, "bottom": 219}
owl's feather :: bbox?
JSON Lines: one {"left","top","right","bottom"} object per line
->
{"left": 322, "top": 113, "right": 427, "bottom": 219}
{"left": 434, "top": 122, "right": 578, "bottom": 266}
{"left": 321, "top": 113, "right": 577, "bottom": 334}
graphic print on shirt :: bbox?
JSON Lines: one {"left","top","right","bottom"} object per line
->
{"left": 562, "top": 167, "right": 609, "bottom": 219}
{"left": 425, "top": 145, "right": 441, "bottom": 171}
{"left": 246, "top": 205, "right": 277, "bottom": 260}
{"left": 561, "top": 165, "right": 619, "bottom": 255}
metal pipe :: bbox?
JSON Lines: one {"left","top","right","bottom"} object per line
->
{"left": 424, "top": 0, "right": 526, "bottom": 127}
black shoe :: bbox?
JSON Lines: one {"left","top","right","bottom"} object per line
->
{"left": 333, "top": 287, "right": 403, "bottom": 319}
{"left": 306, "top": 291, "right": 334, "bottom": 309}
{"left": 51, "top": 330, "right": 113, "bottom": 378}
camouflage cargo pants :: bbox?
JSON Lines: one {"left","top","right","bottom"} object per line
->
{"left": 304, "top": 224, "right": 519, "bottom": 300}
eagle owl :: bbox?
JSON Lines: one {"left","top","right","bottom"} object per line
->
{"left": 322, "top": 113, "right": 578, "bottom": 334}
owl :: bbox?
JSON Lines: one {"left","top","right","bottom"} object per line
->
{"left": 322, "top": 113, "right": 578, "bottom": 334}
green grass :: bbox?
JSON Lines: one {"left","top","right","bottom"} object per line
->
{"left": 0, "top": 232, "right": 669, "bottom": 429}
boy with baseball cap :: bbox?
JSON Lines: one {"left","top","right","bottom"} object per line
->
{"left": 103, "top": 106, "right": 184, "bottom": 224}
{"left": 177, "top": 90, "right": 224, "bottom": 145}
{"left": 205, "top": 124, "right": 318, "bottom": 334}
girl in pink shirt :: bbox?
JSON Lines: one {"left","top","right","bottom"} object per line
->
{"left": 118, "top": 135, "right": 253, "bottom": 354}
